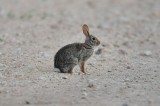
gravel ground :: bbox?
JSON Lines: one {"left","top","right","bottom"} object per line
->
{"left": 0, "top": 0, "right": 160, "bottom": 106}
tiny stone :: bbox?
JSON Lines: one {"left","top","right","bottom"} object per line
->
{"left": 25, "top": 101, "right": 30, "bottom": 104}
{"left": 88, "top": 83, "right": 94, "bottom": 88}
{"left": 43, "top": 45, "right": 50, "bottom": 49}
{"left": 81, "top": 96, "right": 86, "bottom": 99}
{"left": 50, "top": 25, "right": 58, "bottom": 29}
{"left": 108, "top": 70, "right": 112, "bottom": 72}
{"left": 126, "top": 66, "right": 130, "bottom": 69}
{"left": 102, "top": 44, "right": 107, "bottom": 47}
{"left": 82, "top": 88, "right": 87, "bottom": 91}
{"left": 82, "top": 92, "right": 87, "bottom": 96}
{"left": 151, "top": 41, "right": 156, "bottom": 45}
{"left": 119, "top": 49, "right": 127, "bottom": 55}
{"left": 140, "top": 50, "right": 152, "bottom": 56}
{"left": 0, "top": 63, "right": 6, "bottom": 71}
{"left": 0, "top": 73, "right": 4, "bottom": 78}
{"left": 97, "top": 24, "right": 103, "bottom": 29}
{"left": 122, "top": 103, "right": 128, "bottom": 106}
{"left": 95, "top": 48, "right": 102, "bottom": 55}
{"left": 39, "top": 76, "right": 45, "bottom": 80}
{"left": 62, "top": 76, "right": 68, "bottom": 79}
{"left": 122, "top": 41, "right": 129, "bottom": 46}
{"left": 127, "top": 86, "right": 131, "bottom": 88}
{"left": 104, "top": 84, "right": 107, "bottom": 87}
{"left": 113, "top": 44, "right": 120, "bottom": 48}
{"left": 144, "top": 51, "right": 152, "bottom": 56}
{"left": 125, "top": 78, "right": 130, "bottom": 81}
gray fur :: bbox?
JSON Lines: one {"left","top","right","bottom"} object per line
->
{"left": 54, "top": 24, "right": 100, "bottom": 73}
{"left": 54, "top": 43, "right": 94, "bottom": 73}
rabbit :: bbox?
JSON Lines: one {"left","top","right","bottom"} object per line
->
{"left": 54, "top": 24, "right": 100, "bottom": 77}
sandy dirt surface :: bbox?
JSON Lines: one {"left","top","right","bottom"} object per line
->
{"left": 0, "top": 0, "right": 160, "bottom": 106}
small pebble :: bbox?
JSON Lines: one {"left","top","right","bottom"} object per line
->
{"left": 82, "top": 92, "right": 87, "bottom": 96}
{"left": 82, "top": 88, "right": 87, "bottom": 91}
{"left": 81, "top": 96, "right": 86, "bottom": 99}
{"left": 126, "top": 66, "right": 130, "bottom": 69}
{"left": 88, "top": 83, "right": 94, "bottom": 88}
{"left": 144, "top": 51, "right": 152, "bottom": 56}
{"left": 39, "top": 52, "right": 52, "bottom": 58}
{"left": 0, "top": 63, "right": 6, "bottom": 71}
{"left": 119, "top": 49, "right": 127, "bottom": 55}
{"left": 122, "top": 103, "right": 128, "bottom": 106}
{"left": 0, "top": 73, "right": 4, "bottom": 78}
{"left": 50, "top": 25, "right": 58, "bottom": 29}
{"left": 95, "top": 48, "right": 102, "bottom": 55}
{"left": 113, "top": 44, "right": 120, "bottom": 48}
{"left": 140, "top": 50, "right": 152, "bottom": 56}
{"left": 125, "top": 78, "right": 130, "bottom": 81}
{"left": 0, "top": 63, "right": 5, "bottom": 67}
{"left": 62, "top": 76, "right": 68, "bottom": 79}
{"left": 104, "top": 84, "right": 107, "bottom": 87}
{"left": 102, "top": 44, "right": 107, "bottom": 47}
{"left": 25, "top": 101, "right": 30, "bottom": 104}
{"left": 127, "top": 86, "right": 131, "bottom": 88}
{"left": 39, "top": 76, "right": 45, "bottom": 80}
{"left": 122, "top": 41, "right": 129, "bottom": 46}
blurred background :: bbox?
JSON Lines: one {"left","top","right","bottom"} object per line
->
{"left": 0, "top": 0, "right": 160, "bottom": 106}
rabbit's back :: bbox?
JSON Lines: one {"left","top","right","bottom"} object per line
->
{"left": 54, "top": 43, "right": 94, "bottom": 69}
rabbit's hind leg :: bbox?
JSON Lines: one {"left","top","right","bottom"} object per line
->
{"left": 68, "top": 67, "right": 73, "bottom": 75}
{"left": 59, "top": 67, "right": 68, "bottom": 73}
{"left": 67, "top": 63, "right": 77, "bottom": 74}
{"left": 60, "top": 63, "right": 76, "bottom": 74}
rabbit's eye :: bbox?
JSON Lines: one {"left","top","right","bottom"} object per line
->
{"left": 92, "top": 37, "right": 96, "bottom": 40}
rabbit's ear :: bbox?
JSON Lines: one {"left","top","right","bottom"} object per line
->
{"left": 82, "top": 24, "right": 90, "bottom": 36}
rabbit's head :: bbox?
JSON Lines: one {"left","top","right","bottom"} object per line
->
{"left": 82, "top": 24, "right": 100, "bottom": 47}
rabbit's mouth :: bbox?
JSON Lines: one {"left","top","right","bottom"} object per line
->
{"left": 96, "top": 40, "right": 100, "bottom": 46}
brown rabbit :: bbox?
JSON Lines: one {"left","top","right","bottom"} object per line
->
{"left": 54, "top": 24, "right": 100, "bottom": 77}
